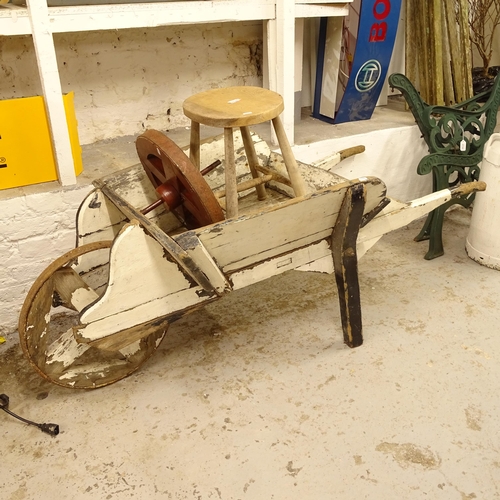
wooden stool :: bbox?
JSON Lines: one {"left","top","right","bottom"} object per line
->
{"left": 183, "top": 86, "right": 307, "bottom": 218}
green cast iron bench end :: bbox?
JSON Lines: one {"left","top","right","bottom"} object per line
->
{"left": 389, "top": 72, "right": 500, "bottom": 260}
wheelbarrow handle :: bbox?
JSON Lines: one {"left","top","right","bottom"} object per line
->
{"left": 339, "top": 145, "right": 366, "bottom": 161}
{"left": 451, "top": 181, "right": 487, "bottom": 197}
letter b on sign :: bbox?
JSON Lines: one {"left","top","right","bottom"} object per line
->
{"left": 370, "top": 22, "right": 387, "bottom": 42}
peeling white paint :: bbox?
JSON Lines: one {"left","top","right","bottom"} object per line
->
{"left": 59, "top": 370, "right": 88, "bottom": 381}
{"left": 71, "top": 287, "right": 99, "bottom": 311}
{"left": 46, "top": 329, "right": 89, "bottom": 367}
{"left": 119, "top": 340, "right": 142, "bottom": 356}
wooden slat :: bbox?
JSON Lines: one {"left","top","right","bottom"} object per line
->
{"left": 195, "top": 177, "right": 386, "bottom": 273}
{"left": 405, "top": 0, "right": 418, "bottom": 91}
{"left": 75, "top": 284, "right": 210, "bottom": 343}
{"left": 441, "top": 10, "right": 454, "bottom": 106}
{"left": 197, "top": 186, "right": 347, "bottom": 272}
{"left": 318, "top": 16, "right": 343, "bottom": 119}
{"left": 458, "top": 0, "right": 473, "bottom": 98}
{"left": 53, "top": 267, "right": 99, "bottom": 312}
{"left": 88, "top": 317, "right": 170, "bottom": 352}
{"left": 431, "top": 0, "right": 444, "bottom": 105}
{"left": 41, "top": 1, "right": 276, "bottom": 34}
{"left": 415, "top": 0, "right": 429, "bottom": 102}
{"left": 443, "top": 0, "right": 465, "bottom": 102}
{"left": 230, "top": 241, "right": 332, "bottom": 290}
{"left": 174, "top": 232, "right": 231, "bottom": 295}
{"left": 275, "top": 0, "right": 296, "bottom": 144}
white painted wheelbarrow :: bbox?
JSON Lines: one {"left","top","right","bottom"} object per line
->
{"left": 18, "top": 130, "right": 485, "bottom": 389}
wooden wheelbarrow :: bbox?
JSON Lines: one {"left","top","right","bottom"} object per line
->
{"left": 18, "top": 130, "right": 486, "bottom": 389}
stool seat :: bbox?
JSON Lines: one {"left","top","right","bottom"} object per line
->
{"left": 183, "top": 86, "right": 284, "bottom": 128}
{"left": 183, "top": 86, "right": 306, "bottom": 219}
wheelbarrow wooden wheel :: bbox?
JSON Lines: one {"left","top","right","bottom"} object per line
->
{"left": 18, "top": 241, "right": 168, "bottom": 389}
{"left": 136, "top": 129, "right": 224, "bottom": 229}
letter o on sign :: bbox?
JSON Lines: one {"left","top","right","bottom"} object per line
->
{"left": 373, "top": 0, "right": 391, "bottom": 20}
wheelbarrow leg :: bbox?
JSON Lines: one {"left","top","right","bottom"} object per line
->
{"left": 331, "top": 183, "right": 367, "bottom": 348}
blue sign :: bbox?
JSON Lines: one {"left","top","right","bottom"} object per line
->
{"left": 313, "top": 0, "right": 402, "bottom": 124}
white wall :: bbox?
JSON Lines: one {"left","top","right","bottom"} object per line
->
{"left": 293, "top": 125, "right": 431, "bottom": 202}
{"left": 0, "top": 184, "right": 93, "bottom": 340}
{"left": 0, "top": 22, "right": 263, "bottom": 144}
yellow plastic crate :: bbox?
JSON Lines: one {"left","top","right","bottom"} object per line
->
{"left": 0, "top": 93, "right": 82, "bottom": 190}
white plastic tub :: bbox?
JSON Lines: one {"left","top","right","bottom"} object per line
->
{"left": 466, "top": 133, "right": 500, "bottom": 270}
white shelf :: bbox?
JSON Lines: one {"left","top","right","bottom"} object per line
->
{"left": 0, "top": 1, "right": 276, "bottom": 35}
{"left": 295, "top": 3, "right": 349, "bottom": 18}
{"left": 0, "top": 0, "right": 350, "bottom": 185}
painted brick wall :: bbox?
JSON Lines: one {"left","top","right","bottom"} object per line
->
{"left": 0, "top": 22, "right": 263, "bottom": 145}
{"left": 0, "top": 185, "right": 93, "bottom": 342}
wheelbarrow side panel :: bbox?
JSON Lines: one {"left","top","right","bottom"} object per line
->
{"left": 74, "top": 189, "right": 126, "bottom": 276}
{"left": 189, "top": 177, "right": 387, "bottom": 277}
{"left": 229, "top": 240, "right": 333, "bottom": 289}
{"left": 76, "top": 222, "right": 214, "bottom": 344}
{"left": 74, "top": 165, "right": 184, "bottom": 276}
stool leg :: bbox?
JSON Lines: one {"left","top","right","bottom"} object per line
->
{"left": 240, "top": 126, "right": 267, "bottom": 201}
{"left": 271, "top": 116, "right": 307, "bottom": 198}
{"left": 189, "top": 120, "right": 201, "bottom": 169}
{"left": 224, "top": 127, "right": 239, "bottom": 219}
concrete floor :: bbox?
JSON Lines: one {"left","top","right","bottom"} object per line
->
{"left": 1, "top": 206, "right": 500, "bottom": 499}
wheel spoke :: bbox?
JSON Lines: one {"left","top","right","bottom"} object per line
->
{"left": 53, "top": 267, "right": 99, "bottom": 312}
{"left": 45, "top": 328, "right": 91, "bottom": 370}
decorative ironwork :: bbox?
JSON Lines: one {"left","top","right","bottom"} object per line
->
{"left": 389, "top": 72, "right": 500, "bottom": 259}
